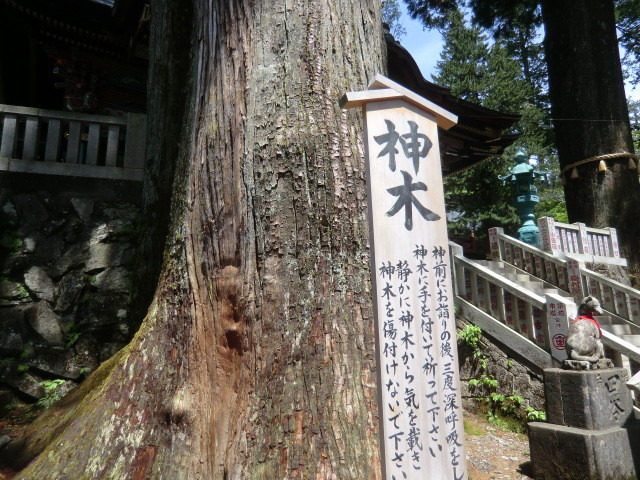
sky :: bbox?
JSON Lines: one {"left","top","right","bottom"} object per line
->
{"left": 396, "top": 4, "right": 443, "bottom": 82}
{"left": 396, "top": 5, "right": 640, "bottom": 101}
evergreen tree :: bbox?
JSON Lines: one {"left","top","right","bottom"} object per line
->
{"left": 434, "top": 9, "right": 553, "bottom": 247}
{"left": 2, "top": 1, "right": 387, "bottom": 477}
{"left": 617, "top": 0, "right": 640, "bottom": 86}
{"left": 382, "top": 0, "right": 407, "bottom": 38}
{"left": 407, "top": 0, "right": 640, "bottom": 266}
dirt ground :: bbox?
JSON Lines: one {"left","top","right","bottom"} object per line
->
{"left": 0, "top": 407, "right": 533, "bottom": 479}
{"left": 464, "top": 410, "right": 534, "bottom": 480}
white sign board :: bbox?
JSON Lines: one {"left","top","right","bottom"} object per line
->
{"left": 343, "top": 76, "right": 467, "bottom": 480}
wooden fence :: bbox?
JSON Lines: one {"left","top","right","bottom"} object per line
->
{"left": 0, "top": 104, "right": 145, "bottom": 181}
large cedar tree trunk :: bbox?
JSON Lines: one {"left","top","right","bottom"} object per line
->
{"left": 541, "top": 0, "right": 640, "bottom": 266}
{"left": 3, "top": 1, "right": 386, "bottom": 478}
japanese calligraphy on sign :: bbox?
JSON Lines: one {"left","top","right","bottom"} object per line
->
{"left": 342, "top": 75, "right": 466, "bottom": 480}
{"left": 545, "top": 293, "right": 576, "bottom": 362}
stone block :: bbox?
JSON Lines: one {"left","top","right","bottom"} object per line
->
{"left": 76, "top": 292, "right": 127, "bottom": 330}
{"left": 2, "top": 199, "right": 17, "bottom": 225}
{"left": 529, "top": 421, "right": 640, "bottom": 480}
{"left": 0, "top": 307, "right": 26, "bottom": 355}
{"left": 85, "top": 243, "right": 128, "bottom": 271}
{"left": 50, "top": 243, "right": 88, "bottom": 278}
{"left": 26, "top": 302, "right": 64, "bottom": 346}
{"left": 35, "top": 232, "right": 64, "bottom": 262}
{"left": 10, "top": 193, "right": 48, "bottom": 229}
{"left": 27, "top": 346, "right": 82, "bottom": 380}
{"left": 91, "top": 267, "right": 130, "bottom": 293}
{"left": 544, "top": 368, "right": 633, "bottom": 430}
{"left": 23, "top": 266, "right": 56, "bottom": 303}
{"left": 0, "top": 280, "right": 23, "bottom": 300}
{"left": 55, "top": 270, "right": 85, "bottom": 312}
{"left": 70, "top": 198, "right": 93, "bottom": 223}
{"left": 6, "top": 373, "right": 44, "bottom": 400}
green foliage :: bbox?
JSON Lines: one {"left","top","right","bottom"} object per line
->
{"left": 431, "top": 8, "right": 559, "bottom": 243}
{"left": 617, "top": 0, "right": 640, "bottom": 86}
{"left": 65, "top": 333, "right": 80, "bottom": 348}
{"left": 17, "top": 363, "right": 29, "bottom": 373}
{"left": 458, "top": 324, "right": 482, "bottom": 350}
{"left": 628, "top": 98, "right": 640, "bottom": 154}
{"left": 64, "top": 323, "right": 80, "bottom": 348}
{"left": 459, "top": 324, "right": 495, "bottom": 387}
{"left": 407, "top": 0, "right": 566, "bottom": 240}
{"left": 458, "top": 323, "right": 546, "bottom": 432}
{"left": 36, "top": 379, "right": 65, "bottom": 409}
{"left": 485, "top": 393, "right": 528, "bottom": 433}
{"left": 382, "top": 0, "right": 407, "bottom": 38}
{"left": 525, "top": 406, "right": 546, "bottom": 422}
{"left": 0, "top": 230, "right": 23, "bottom": 253}
{"left": 16, "top": 283, "right": 29, "bottom": 299}
{"left": 535, "top": 198, "right": 568, "bottom": 223}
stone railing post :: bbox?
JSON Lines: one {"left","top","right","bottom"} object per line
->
{"left": 545, "top": 293, "right": 576, "bottom": 362}
{"left": 566, "top": 259, "right": 586, "bottom": 297}
{"left": 450, "top": 242, "right": 466, "bottom": 296}
{"left": 607, "top": 227, "right": 621, "bottom": 259}
{"left": 488, "top": 227, "right": 503, "bottom": 260}
{"left": 576, "top": 222, "right": 591, "bottom": 255}
{"left": 537, "top": 216, "right": 559, "bottom": 254}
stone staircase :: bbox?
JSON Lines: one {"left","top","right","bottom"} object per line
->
{"left": 474, "top": 258, "right": 640, "bottom": 370}
{"left": 476, "top": 260, "right": 574, "bottom": 300}
{"left": 450, "top": 229, "right": 640, "bottom": 385}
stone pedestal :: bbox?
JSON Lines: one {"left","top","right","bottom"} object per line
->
{"left": 529, "top": 368, "right": 640, "bottom": 479}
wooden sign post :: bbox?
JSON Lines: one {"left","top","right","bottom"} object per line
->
{"left": 341, "top": 75, "right": 467, "bottom": 480}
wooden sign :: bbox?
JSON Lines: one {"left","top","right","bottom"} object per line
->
{"left": 342, "top": 75, "right": 467, "bottom": 480}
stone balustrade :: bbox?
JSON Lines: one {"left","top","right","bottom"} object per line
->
{"left": 0, "top": 104, "right": 145, "bottom": 181}
{"left": 490, "top": 226, "right": 640, "bottom": 330}
{"left": 537, "top": 216, "right": 625, "bottom": 266}
{"left": 450, "top": 242, "right": 574, "bottom": 364}
{"left": 489, "top": 227, "right": 570, "bottom": 291}
{"left": 450, "top": 241, "right": 640, "bottom": 377}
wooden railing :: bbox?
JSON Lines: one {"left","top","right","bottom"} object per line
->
{"left": 537, "top": 216, "right": 625, "bottom": 266}
{"left": 0, "top": 104, "right": 145, "bottom": 181}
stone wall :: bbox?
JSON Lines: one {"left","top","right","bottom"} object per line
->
{"left": 456, "top": 315, "right": 546, "bottom": 412}
{"left": 0, "top": 172, "right": 140, "bottom": 404}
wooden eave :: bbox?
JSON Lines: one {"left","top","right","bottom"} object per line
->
{"left": 385, "top": 33, "right": 521, "bottom": 176}
{"left": 0, "top": 0, "right": 147, "bottom": 61}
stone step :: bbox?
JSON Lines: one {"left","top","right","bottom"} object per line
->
{"left": 477, "top": 260, "right": 574, "bottom": 299}
{"left": 620, "top": 334, "right": 640, "bottom": 347}
{"left": 601, "top": 323, "right": 634, "bottom": 336}
{"left": 597, "top": 316, "right": 640, "bottom": 335}
{"left": 543, "top": 288, "right": 573, "bottom": 298}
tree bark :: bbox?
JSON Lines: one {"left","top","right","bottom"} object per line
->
{"left": 3, "top": 1, "right": 386, "bottom": 478}
{"left": 541, "top": 0, "right": 640, "bottom": 266}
